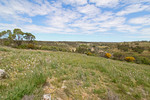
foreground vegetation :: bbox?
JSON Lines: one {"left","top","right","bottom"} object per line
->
{"left": 0, "top": 46, "right": 150, "bottom": 100}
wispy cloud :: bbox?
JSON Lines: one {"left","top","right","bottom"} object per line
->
{"left": 89, "top": 0, "right": 119, "bottom": 8}
{"left": 0, "top": 23, "right": 18, "bottom": 30}
{"left": 62, "top": 0, "right": 87, "bottom": 5}
{"left": 128, "top": 15, "right": 150, "bottom": 25}
{"left": 116, "top": 4, "right": 149, "bottom": 16}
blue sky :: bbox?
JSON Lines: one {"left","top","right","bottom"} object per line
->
{"left": 0, "top": 0, "right": 150, "bottom": 42}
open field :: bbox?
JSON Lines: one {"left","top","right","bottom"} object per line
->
{"left": 0, "top": 46, "right": 150, "bottom": 100}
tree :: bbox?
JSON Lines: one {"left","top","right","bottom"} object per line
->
{"left": 24, "top": 33, "right": 35, "bottom": 43}
{"left": 12, "top": 29, "right": 24, "bottom": 46}
{"left": 0, "top": 28, "right": 36, "bottom": 46}
{"left": 0, "top": 30, "right": 12, "bottom": 39}
{"left": 7, "top": 30, "right": 13, "bottom": 41}
{"left": 0, "top": 31, "right": 7, "bottom": 39}
{"left": 0, "top": 30, "right": 13, "bottom": 45}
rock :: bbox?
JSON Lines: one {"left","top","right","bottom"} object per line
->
{"left": 61, "top": 85, "right": 67, "bottom": 89}
{"left": 107, "top": 90, "right": 119, "bottom": 100}
{"left": 43, "top": 94, "right": 51, "bottom": 100}
{"left": 22, "top": 95, "right": 34, "bottom": 100}
{"left": 61, "top": 80, "right": 67, "bottom": 89}
{"left": 55, "top": 97, "right": 63, "bottom": 100}
{"left": 0, "top": 69, "right": 7, "bottom": 79}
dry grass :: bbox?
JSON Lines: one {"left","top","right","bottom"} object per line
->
{"left": 0, "top": 46, "right": 150, "bottom": 100}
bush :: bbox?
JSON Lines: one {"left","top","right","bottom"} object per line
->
{"left": 86, "top": 52, "right": 94, "bottom": 56}
{"left": 117, "top": 45, "right": 129, "bottom": 52}
{"left": 134, "top": 56, "right": 150, "bottom": 65}
{"left": 4, "top": 41, "right": 11, "bottom": 46}
{"left": 134, "top": 42, "right": 139, "bottom": 45}
{"left": 0, "top": 48, "right": 10, "bottom": 52}
{"left": 76, "top": 45, "right": 90, "bottom": 54}
{"left": 105, "top": 53, "right": 112, "bottom": 58}
{"left": 87, "top": 52, "right": 92, "bottom": 55}
{"left": 40, "top": 46, "right": 66, "bottom": 51}
{"left": 41, "top": 46, "right": 50, "bottom": 50}
{"left": 132, "top": 46, "right": 144, "bottom": 54}
{"left": 49, "top": 46, "right": 59, "bottom": 51}
{"left": 27, "top": 44, "right": 34, "bottom": 49}
{"left": 148, "top": 48, "right": 150, "bottom": 52}
{"left": 125, "top": 57, "right": 135, "bottom": 62}
{"left": 113, "top": 52, "right": 125, "bottom": 60}
{"left": 17, "top": 44, "right": 27, "bottom": 49}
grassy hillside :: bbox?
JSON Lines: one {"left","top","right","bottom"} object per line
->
{"left": 0, "top": 46, "right": 150, "bottom": 100}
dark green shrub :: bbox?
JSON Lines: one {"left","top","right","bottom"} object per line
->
{"left": 58, "top": 48, "right": 68, "bottom": 52}
{"left": 134, "top": 56, "right": 150, "bottom": 65}
{"left": 41, "top": 46, "right": 50, "bottom": 50}
{"left": 17, "top": 44, "right": 27, "bottom": 49}
{"left": 4, "top": 41, "right": 11, "bottom": 46}
{"left": 27, "top": 44, "right": 34, "bottom": 49}
{"left": 76, "top": 45, "right": 90, "bottom": 54}
{"left": 148, "top": 48, "right": 150, "bottom": 52}
{"left": 76, "top": 47, "right": 87, "bottom": 53}
{"left": 40, "top": 46, "right": 65, "bottom": 51}
{"left": 132, "top": 46, "right": 144, "bottom": 54}
{"left": 113, "top": 52, "right": 126, "bottom": 60}
{"left": 49, "top": 46, "right": 59, "bottom": 51}
{"left": 117, "top": 45, "right": 129, "bottom": 52}
{"left": 134, "top": 42, "right": 139, "bottom": 45}
{"left": 0, "top": 48, "right": 10, "bottom": 52}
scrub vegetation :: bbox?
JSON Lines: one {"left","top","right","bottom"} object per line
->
{"left": 1, "top": 29, "right": 150, "bottom": 65}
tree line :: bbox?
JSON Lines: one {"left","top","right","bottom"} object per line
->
{"left": 0, "top": 29, "right": 35, "bottom": 46}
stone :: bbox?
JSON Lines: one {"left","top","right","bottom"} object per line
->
{"left": 61, "top": 85, "right": 67, "bottom": 89}
{"left": 43, "top": 94, "right": 51, "bottom": 100}
{"left": 0, "top": 69, "right": 7, "bottom": 79}
{"left": 22, "top": 95, "right": 34, "bottom": 100}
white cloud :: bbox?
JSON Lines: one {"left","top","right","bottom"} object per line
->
{"left": 128, "top": 15, "right": 150, "bottom": 25}
{"left": 0, "top": 1, "right": 33, "bottom": 22}
{"left": 70, "top": 20, "right": 97, "bottom": 30}
{"left": 0, "top": 0, "right": 150, "bottom": 39}
{"left": 0, "top": 23, "right": 18, "bottom": 31}
{"left": 0, "top": 0, "right": 57, "bottom": 23}
{"left": 89, "top": 0, "right": 119, "bottom": 7}
{"left": 116, "top": 4, "right": 149, "bottom": 16}
{"left": 122, "top": 0, "right": 150, "bottom": 4}
{"left": 93, "top": 12, "right": 114, "bottom": 22}
{"left": 22, "top": 24, "right": 82, "bottom": 35}
{"left": 99, "top": 17, "right": 126, "bottom": 28}
{"left": 22, "top": 25, "right": 61, "bottom": 33}
{"left": 46, "top": 8, "right": 81, "bottom": 28}
{"left": 8, "top": 0, "right": 53, "bottom": 16}
{"left": 62, "top": 0, "right": 87, "bottom": 5}
{"left": 77, "top": 4, "right": 101, "bottom": 16}
{"left": 140, "top": 28, "right": 150, "bottom": 35}
{"left": 115, "top": 25, "right": 141, "bottom": 33}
